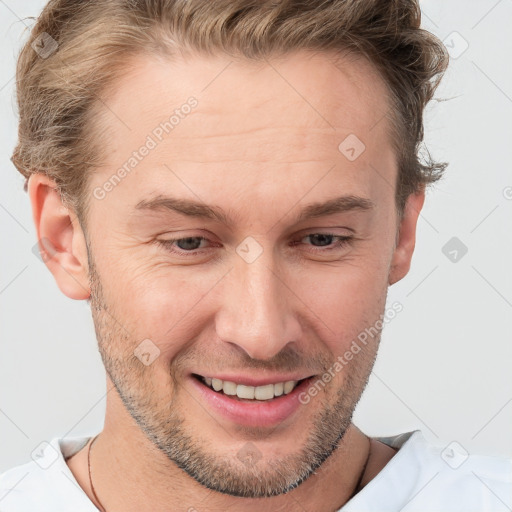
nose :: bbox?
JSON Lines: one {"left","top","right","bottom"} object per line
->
{"left": 214, "top": 249, "right": 302, "bottom": 361}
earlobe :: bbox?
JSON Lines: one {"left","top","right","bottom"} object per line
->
{"left": 388, "top": 189, "right": 426, "bottom": 286}
{"left": 28, "top": 173, "right": 91, "bottom": 300}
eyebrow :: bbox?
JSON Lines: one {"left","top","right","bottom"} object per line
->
{"left": 134, "top": 194, "right": 375, "bottom": 225}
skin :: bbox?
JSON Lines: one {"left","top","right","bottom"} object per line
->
{"left": 28, "top": 49, "right": 424, "bottom": 511}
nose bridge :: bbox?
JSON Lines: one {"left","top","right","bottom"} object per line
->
{"left": 215, "top": 248, "right": 301, "bottom": 360}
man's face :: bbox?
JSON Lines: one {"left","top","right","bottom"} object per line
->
{"left": 84, "top": 50, "right": 402, "bottom": 497}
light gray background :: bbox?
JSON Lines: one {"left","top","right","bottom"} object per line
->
{"left": 1, "top": 0, "right": 511, "bottom": 473}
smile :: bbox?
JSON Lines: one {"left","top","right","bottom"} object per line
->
{"left": 195, "top": 374, "right": 302, "bottom": 401}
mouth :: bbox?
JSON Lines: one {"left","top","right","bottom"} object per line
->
{"left": 189, "top": 372, "right": 317, "bottom": 426}
{"left": 192, "top": 373, "right": 309, "bottom": 402}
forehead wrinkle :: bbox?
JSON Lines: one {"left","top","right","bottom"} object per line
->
{"left": 143, "top": 127, "right": 370, "bottom": 167}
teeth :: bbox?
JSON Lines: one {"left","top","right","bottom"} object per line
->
{"left": 274, "top": 382, "right": 284, "bottom": 396}
{"left": 284, "top": 381, "right": 296, "bottom": 394}
{"left": 202, "top": 376, "right": 300, "bottom": 400}
{"left": 223, "top": 381, "right": 237, "bottom": 396}
{"left": 237, "top": 384, "right": 255, "bottom": 399}
{"left": 254, "top": 384, "right": 275, "bottom": 400}
{"left": 212, "top": 378, "right": 223, "bottom": 391}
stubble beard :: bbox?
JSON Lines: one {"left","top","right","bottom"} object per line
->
{"left": 86, "top": 247, "right": 379, "bottom": 498}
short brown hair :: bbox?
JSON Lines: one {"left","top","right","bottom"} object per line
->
{"left": 11, "top": 0, "right": 449, "bottom": 225}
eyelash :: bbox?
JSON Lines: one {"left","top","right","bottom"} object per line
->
{"left": 155, "top": 233, "right": 354, "bottom": 257}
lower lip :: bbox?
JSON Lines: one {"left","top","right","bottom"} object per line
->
{"left": 189, "top": 375, "right": 315, "bottom": 427}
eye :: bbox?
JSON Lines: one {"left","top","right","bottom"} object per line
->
{"left": 296, "top": 233, "right": 353, "bottom": 253}
{"left": 155, "top": 233, "right": 353, "bottom": 257}
{"left": 156, "top": 236, "right": 210, "bottom": 254}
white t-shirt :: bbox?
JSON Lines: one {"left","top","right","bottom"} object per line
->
{"left": 0, "top": 430, "right": 510, "bottom": 511}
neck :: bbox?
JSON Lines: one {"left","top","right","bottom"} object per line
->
{"left": 83, "top": 418, "right": 371, "bottom": 511}
{"left": 70, "top": 379, "right": 383, "bottom": 512}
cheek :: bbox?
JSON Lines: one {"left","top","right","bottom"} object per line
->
{"left": 94, "top": 230, "right": 390, "bottom": 363}
{"left": 300, "top": 264, "right": 388, "bottom": 354}
{"left": 101, "top": 263, "right": 221, "bottom": 360}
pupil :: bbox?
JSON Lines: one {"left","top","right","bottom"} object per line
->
{"left": 310, "top": 234, "right": 333, "bottom": 247}
{"left": 177, "top": 237, "right": 202, "bottom": 250}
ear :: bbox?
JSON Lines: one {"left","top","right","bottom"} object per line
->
{"left": 28, "top": 173, "right": 91, "bottom": 300}
{"left": 388, "top": 188, "right": 426, "bottom": 286}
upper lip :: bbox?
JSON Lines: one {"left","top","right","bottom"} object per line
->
{"left": 192, "top": 373, "right": 315, "bottom": 387}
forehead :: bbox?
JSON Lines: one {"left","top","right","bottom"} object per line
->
{"left": 90, "top": 49, "right": 396, "bottom": 218}
{"left": 97, "top": 48, "right": 391, "bottom": 152}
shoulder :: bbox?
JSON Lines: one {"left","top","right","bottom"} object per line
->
{"left": 0, "top": 436, "right": 96, "bottom": 512}
{"left": 344, "top": 430, "right": 512, "bottom": 511}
